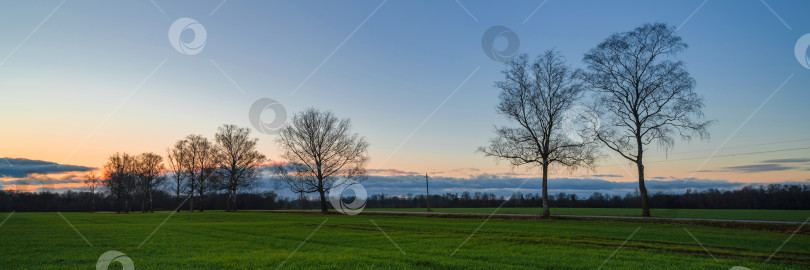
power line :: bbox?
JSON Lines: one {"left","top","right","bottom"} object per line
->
{"left": 644, "top": 138, "right": 810, "bottom": 159}
{"left": 659, "top": 146, "right": 810, "bottom": 163}
{"left": 600, "top": 146, "right": 810, "bottom": 168}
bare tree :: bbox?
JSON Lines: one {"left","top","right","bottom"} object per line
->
{"left": 479, "top": 51, "right": 599, "bottom": 218}
{"left": 275, "top": 108, "right": 370, "bottom": 213}
{"left": 135, "top": 152, "right": 165, "bottom": 213}
{"left": 167, "top": 141, "right": 189, "bottom": 212}
{"left": 582, "top": 23, "right": 712, "bottom": 216}
{"left": 215, "top": 124, "right": 266, "bottom": 212}
{"left": 183, "top": 134, "right": 220, "bottom": 212}
{"left": 103, "top": 152, "right": 137, "bottom": 213}
{"left": 83, "top": 171, "right": 101, "bottom": 212}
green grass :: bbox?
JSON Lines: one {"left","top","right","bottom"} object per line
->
{"left": 361, "top": 208, "right": 810, "bottom": 222}
{"left": 0, "top": 211, "right": 808, "bottom": 269}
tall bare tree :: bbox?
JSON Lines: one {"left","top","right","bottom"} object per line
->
{"left": 215, "top": 124, "right": 266, "bottom": 212}
{"left": 183, "top": 134, "right": 220, "bottom": 212}
{"left": 167, "top": 141, "right": 189, "bottom": 212}
{"left": 83, "top": 171, "right": 101, "bottom": 212}
{"left": 135, "top": 152, "right": 165, "bottom": 213}
{"left": 275, "top": 108, "right": 370, "bottom": 213}
{"left": 582, "top": 23, "right": 712, "bottom": 216}
{"left": 103, "top": 152, "right": 137, "bottom": 213}
{"left": 479, "top": 51, "right": 599, "bottom": 218}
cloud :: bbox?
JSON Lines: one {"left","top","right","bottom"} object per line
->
{"left": 1, "top": 178, "right": 83, "bottom": 187}
{"left": 761, "top": 158, "right": 810, "bottom": 163}
{"left": 590, "top": 174, "right": 623, "bottom": 178}
{"left": 724, "top": 164, "right": 795, "bottom": 173}
{"left": 0, "top": 171, "right": 88, "bottom": 192}
{"left": 701, "top": 158, "right": 810, "bottom": 174}
{"left": 367, "top": 168, "right": 420, "bottom": 176}
{"left": 0, "top": 158, "right": 95, "bottom": 178}
{"left": 449, "top": 168, "right": 481, "bottom": 173}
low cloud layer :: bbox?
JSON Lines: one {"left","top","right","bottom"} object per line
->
{"left": 697, "top": 157, "right": 810, "bottom": 174}
{"left": 267, "top": 174, "right": 793, "bottom": 198}
{"left": 724, "top": 164, "right": 796, "bottom": 173}
{"left": 3, "top": 158, "right": 806, "bottom": 197}
{"left": 761, "top": 158, "right": 810, "bottom": 163}
{"left": 0, "top": 158, "right": 95, "bottom": 178}
{"left": 590, "top": 174, "right": 623, "bottom": 178}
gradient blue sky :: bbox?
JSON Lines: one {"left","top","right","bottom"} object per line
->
{"left": 2, "top": 0, "right": 809, "bottom": 193}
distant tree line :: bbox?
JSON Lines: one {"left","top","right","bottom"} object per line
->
{"left": 2, "top": 184, "right": 808, "bottom": 212}
{"left": 504, "top": 184, "right": 810, "bottom": 209}
{"left": 0, "top": 190, "right": 286, "bottom": 212}
{"left": 366, "top": 184, "right": 810, "bottom": 209}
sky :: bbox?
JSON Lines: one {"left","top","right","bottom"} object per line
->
{"left": 1, "top": 0, "right": 809, "bottom": 195}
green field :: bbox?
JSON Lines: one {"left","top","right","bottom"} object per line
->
{"left": 0, "top": 211, "right": 808, "bottom": 269}
{"left": 362, "top": 208, "right": 810, "bottom": 222}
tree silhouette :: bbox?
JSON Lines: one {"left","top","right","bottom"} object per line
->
{"left": 215, "top": 124, "right": 266, "bottom": 212}
{"left": 480, "top": 50, "right": 598, "bottom": 218}
{"left": 582, "top": 23, "right": 712, "bottom": 216}
{"left": 135, "top": 152, "right": 165, "bottom": 213}
{"left": 275, "top": 108, "right": 369, "bottom": 213}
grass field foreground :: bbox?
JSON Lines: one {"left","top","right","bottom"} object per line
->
{"left": 360, "top": 208, "right": 810, "bottom": 222}
{"left": 0, "top": 211, "right": 808, "bottom": 269}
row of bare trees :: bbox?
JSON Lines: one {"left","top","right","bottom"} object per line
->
{"left": 99, "top": 108, "right": 370, "bottom": 214}
{"left": 165, "top": 125, "right": 266, "bottom": 212}
{"left": 481, "top": 23, "right": 712, "bottom": 217}
{"left": 102, "top": 152, "right": 166, "bottom": 213}
{"left": 100, "top": 124, "right": 265, "bottom": 213}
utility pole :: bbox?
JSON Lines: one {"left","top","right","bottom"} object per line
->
{"left": 425, "top": 173, "right": 431, "bottom": 212}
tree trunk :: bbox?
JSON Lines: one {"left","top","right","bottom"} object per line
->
{"left": 318, "top": 187, "right": 328, "bottom": 213}
{"left": 175, "top": 185, "right": 181, "bottom": 213}
{"left": 149, "top": 190, "right": 154, "bottom": 213}
{"left": 637, "top": 161, "right": 650, "bottom": 217}
{"left": 226, "top": 189, "right": 232, "bottom": 212}
{"left": 541, "top": 161, "right": 550, "bottom": 218}
{"left": 231, "top": 187, "right": 237, "bottom": 212}
{"left": 189, "top": 180, "right": 195, "bottom": 212}
{"left": 227, "top": 186, "right": 237, "bottom": 212}
{"left": 636, "top": 130, "right": 651, "bottom": 217}
{"left": 198, "top": 190, "right": 204, "bottom": 212}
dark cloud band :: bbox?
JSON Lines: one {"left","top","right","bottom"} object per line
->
{"left": 0, "top": 158, "right": 95, "bottom": 178}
